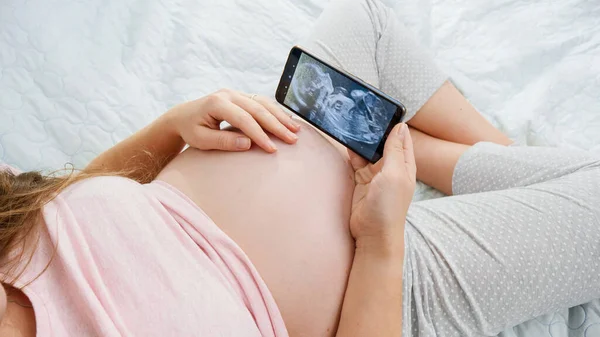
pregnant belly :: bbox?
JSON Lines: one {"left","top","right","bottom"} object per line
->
{"left": 156, "top": 125, "right": 355, "bottom": 336}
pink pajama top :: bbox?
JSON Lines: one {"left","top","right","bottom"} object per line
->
{"left": 12, "top": 176, "right": 288, "bottom": 336}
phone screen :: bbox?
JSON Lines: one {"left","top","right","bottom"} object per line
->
{"left": 281, "top": 51, "right": 401, "bottom": 162}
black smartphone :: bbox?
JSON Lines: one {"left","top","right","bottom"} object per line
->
{"left": 275, "top": 46, "right": 406, "bottom": 163}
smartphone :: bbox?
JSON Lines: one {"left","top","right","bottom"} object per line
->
{"left": 275, "top": 46, "right": 406, "bottom": 163}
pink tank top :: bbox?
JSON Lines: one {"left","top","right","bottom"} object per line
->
{"left": 9, "top": 176, "right": 288, "bottom": 336}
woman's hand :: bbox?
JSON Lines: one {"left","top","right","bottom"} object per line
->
{"left": 167, "top": 89, "right": 300, "bottom": 153}
{"left": 348, "top": 123, "right": 416, "bottom": 253}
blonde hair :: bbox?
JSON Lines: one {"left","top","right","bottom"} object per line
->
{"left": 0, "top": 169, "right": 104, "bottom": 284}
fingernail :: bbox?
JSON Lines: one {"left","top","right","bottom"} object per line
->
{"left": 288, "top": 131, "right": 298, "bottom": 141}
{"left": 268, "top": 140, "right": 277, "bottom": 151}
{"left": 398, "top": 123, "right": 407, "bottom": 140}
{"left": 236, "top": 137, "right": 251, "bottom": 150}
{"left": 290, "top": 117, "right": 301, "bottom": 129}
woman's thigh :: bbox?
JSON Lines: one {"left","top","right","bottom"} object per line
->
{"left": 156, "top": 124, "right": 356, "bottom": 336}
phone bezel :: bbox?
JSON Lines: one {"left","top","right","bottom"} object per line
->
{"left": 275, "top": 46, "right": 406, "bottom": 163}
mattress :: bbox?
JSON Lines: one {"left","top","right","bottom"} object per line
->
{"left": 1, "top": 0, "right": 599, "bottom": 335}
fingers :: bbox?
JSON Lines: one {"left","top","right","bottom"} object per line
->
{"left": 402, "top": 125, "right": 417, "bottom": 180}
{"left": 348, "top": 148, "right": 376, "bottom": 184}
{"left": 347, "top": 148, "right": 368, "bottom": 170}
{"left": 194, "top": 127, "right": 252, "bottom": 151}
{"left": 231, "top": 93, "right": 299, "bottom": 145}
{"left": 381, "top": 123, "right": 415, "bottom": 180}
{"left": 212, "top": 100, "right": 278, "bottom": 153}
{"left": 253, "top": 95, "right": 301, "bottom": 132}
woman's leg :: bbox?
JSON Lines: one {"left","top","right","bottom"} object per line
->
{"left": 403, "top": 144, "right": 600, "bottom": 336}
{"left": 409, "top": 82, "right": 513, "bottom": 146}
{"left": 302, "top": 0, "right": 512, "bottom": 146}
{"left": 409, "top": 127, "right": 469, "bottom": 195}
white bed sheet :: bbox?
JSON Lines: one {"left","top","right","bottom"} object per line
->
{"left": 1, "top": 0, "right": 599, "bottom": 335}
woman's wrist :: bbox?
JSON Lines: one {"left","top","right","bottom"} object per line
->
{"left": 355, "top": 231, "right": 405, "bottom": 260}
{"left": 354, "top": 212, "right": 407, "bottom": 259}
{"left": 353, "top": 236, "right": 405, "bottom": 281}
{"left": 160, "top": 108, "right": 185, "bottom": 139}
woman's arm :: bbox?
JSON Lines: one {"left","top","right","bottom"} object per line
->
{"left": 336, "top": 242, "right": 404, "bottom": 336}
{"left": 85, "top": 111, "right": 186, "bottom": 183}
{"left": 336, "top": 123, "right": 415, "bottom": 337}
{"left": 85, "top": 89, "right": 300, "bottom": 183}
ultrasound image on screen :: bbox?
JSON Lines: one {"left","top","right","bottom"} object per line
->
{"left": 284, "top": 53, "right": 397, "bottom": 160}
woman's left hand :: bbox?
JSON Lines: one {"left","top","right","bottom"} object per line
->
{"left": 167, "top": 89, "right": 300, "bottom": 153}
{"left": 347, "top": 123, "right": 416, "bottom": 253}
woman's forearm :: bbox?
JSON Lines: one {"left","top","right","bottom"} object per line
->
{"left": 85, "top": 111, "right": 185, "bottom": 183}
{"left": 336, "top": 240, "right": 404, "bottom": 337}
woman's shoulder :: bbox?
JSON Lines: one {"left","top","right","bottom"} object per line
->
{"left": 44, "top": 175, "right": 153, "bottom": 221}
{"left": 58, "top": 175, "right": 142, "bottom": 200}
{"left": 42, "top": 175, "right": 168, "bottom": 243}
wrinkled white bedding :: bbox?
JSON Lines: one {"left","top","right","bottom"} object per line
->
{"left": 1, "top": 0, "right": 599, "bottom": 335}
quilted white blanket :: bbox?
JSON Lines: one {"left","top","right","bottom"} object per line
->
{"left": 1, "top": 0, "right": 599, "bottom": 336}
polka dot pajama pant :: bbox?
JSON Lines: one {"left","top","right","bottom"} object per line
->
{"left": 303, "top": 0, "right": 600, "bottom": 336}
{"left": 405, "top": 144, "right": 600, "bottom": 336}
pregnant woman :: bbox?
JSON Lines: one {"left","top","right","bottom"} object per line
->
{"left": 2, "top": 0, "right": 600, "bottom": 336}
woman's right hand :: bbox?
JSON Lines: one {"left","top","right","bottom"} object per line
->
{"left": 347, "top": 123, "right": 416, "bottom": 254}
{"left": 167, "top": 89, "right": 301, "bottom": 153}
